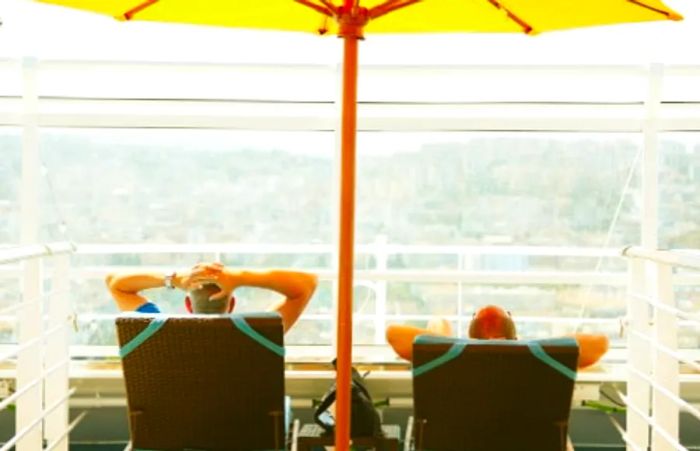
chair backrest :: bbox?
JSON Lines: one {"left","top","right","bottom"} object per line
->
{"left": 412, "top": 336, "right": 578, "bottom": 451}
{"left": 116, "top": 312, "right": 285, "bottom": 451}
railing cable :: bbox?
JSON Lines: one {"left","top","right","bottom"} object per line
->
{"left": 0, "top": 387, "right": 77, "bottom": 451}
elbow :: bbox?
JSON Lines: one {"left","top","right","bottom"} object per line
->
{"left": 298, "top": 272, "right": 319, "bottom": 303}
{"left": 105, "top": 273, "right": 116, "bottom": 293}
{"left": 386, "top": 324, "right": 413, "bottom": 362}
{"left": 577, "top": 334, "right": 610, "bottom": 369}
{"left": 385, "top": 324, "right": 399, "bottom": 343}
{"left": 307, "top": 273, "right": 319, "bottom": 296}
{"left": 105, "top": 273, "right": 125, "bottom": 302}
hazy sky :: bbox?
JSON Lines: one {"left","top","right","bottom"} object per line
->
{"left": 0, "top": 0, "right": 698, "bottom": 65}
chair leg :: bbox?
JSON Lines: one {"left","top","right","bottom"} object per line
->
{"left": 291, "top": 419, "right": 300, "bottom": 451}
{"left": 403, "top": 416, "right": 414, "bottom": 451}
{"left": 413, "top": 418, "right": 427, "bottom": 451}
{"left": 270, "top": 409, "right": 283, "bottom": 450}
{"left": 566, "top": 435, "right": 575, "bottom": 451}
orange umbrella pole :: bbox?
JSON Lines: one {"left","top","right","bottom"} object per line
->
{"left": 335, "top": 4, "right": 366, "bottom": 451}
{"left": 335, "top": 33, "right": 357, "bottom": 451}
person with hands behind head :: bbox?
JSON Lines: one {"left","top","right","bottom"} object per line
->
{"left": 386, "top": 305, "right": 609, "bottom": 370}
{"left": 105, "top": 262, "right": 318, "bottom": 333}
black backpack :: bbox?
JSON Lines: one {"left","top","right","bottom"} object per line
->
{"left": 314, "top": 361, "right": 383, "bottom": 438}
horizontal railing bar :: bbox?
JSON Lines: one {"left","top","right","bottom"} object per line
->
{"left": 43, "top": 411, "right": 88, "bottom": 451}
{"left": 0, "top": 243, "right": 75, "bottom": 265}
{"left": 628, "top": 328, "right": 700, "bottom": 374}
{"left": 0, "top": 323, "right": 69, "bottom": 364}
{"left": 0, "top": 300, "right": 39, "bottom": 316}
{"left": 617, "top": 391, "right": 686, "bottom": 451}
{"left": 0, "top": 58, "right": 683, "bottom": 77}
{"left": 0, "top": 376, "right": 39, "bottom": 414}
{"left": 0, "top": 288, "right": 73, "bottom": 316}
{"left": 607, "top": 414, "right": 644, "bottom": 451}
{"left": 629, "top": 366, "right": 700, "bottom": 422}
{"left": 0, "top": 359, "right": 69, "bottom": 413}
{"left": 7, "top": 269, "right": 700, "bottom": 286}
{"left": 66, "top": 314, "right": 700, "bottom": 335}
{"left": 0, "top": 335, "right": 41, "bottom": 364}
{"left": 623, "top": 247, "right": 700, "bottom": 271}
{"left": 629, "top": 293, "right": 700, "bottom": 327}
{"left": 75, "top": 312, "right": 623, "bottom": 325}
{"left": 66, "top": 267, "right": 628, "bottom": 286}
{"left": 6, "top": 57, "right": 669, "bottom": 74}
{"left": 76, "top": 243, "right": 623, "bottom": 257}
{"left": 0, "top": 387, "right": 77, "bottom": 451}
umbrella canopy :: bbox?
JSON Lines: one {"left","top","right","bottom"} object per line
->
{"left": 39, "top": 0, "right": 681, "bottom": 35}
{"left": 35, "top": 1, "right": 682, "bottom": 450}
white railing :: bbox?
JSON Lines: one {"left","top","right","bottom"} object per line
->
{"left": 72, "top": 242, "right": 632, "bottom": 349}
{"left": 1, "top": 241, "right": 699, "bottom": 449}
{"left": 0, "top": 242, "right": 79, "bottom": 451}
{"left": 3, "top": 241, "right": 699, "bottom": 352}
{"left": 622, "top": 246, "right": 700, "bottom": 451}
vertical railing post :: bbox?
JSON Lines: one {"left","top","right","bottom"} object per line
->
{"left": 44, "top": 254, "right": 71, "bottom": 451}
{"left": 17, "top": 56, "right": 44, "bottom": 451}
{"left": 626, "top": 258, "right": 651, "bottom": 451}
{"left": 641, "top": 63, "right": 662, "bottom": 250}
{"left": 374, "top": 235, "right": 388, "bottom": 344}
{"left": 456, "top": 252, "right": 465, "bottom": 338}
{"left": 651, "top": 262, "right": 679, "bottom": 449}
{"left": 17, "top": 257, "right": 44, "bottom": 451}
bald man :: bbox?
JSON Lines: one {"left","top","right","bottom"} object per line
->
{"left": 386, "top": 305, "right": 609, "bottom": 369}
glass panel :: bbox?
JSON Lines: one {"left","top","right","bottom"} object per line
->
{"left": 356, "top": 131, "right": 642, "bottom": 247}
{"left": 0, "top": 61, "right": 21, "bottom": 97}
{"left": 458, "top": 284, "right": 625, "bottom": 341}
{"left": 382, "top": 282, "right": 624, "bottom": 347}
{"left": 676, "top": 284, "right": 700, "bottom": 350}
{"left": 284, "top": 318, "right": 332, "bottom": 346}
{"left": 659, "top": 133, "right": 700, "bottom": 249}
{"left": 38, "top": 128, "right": 334, "bottom": 243}
{"left": 0, "top": 273, "right": 19, "bottom": 343}
{"left": 0, "top": 127, "right": 21, "bottom": 244}
{"left": 387, "top": 282, "right": 459, "bottom": 317}
{"left": 38, "top": 128, "right": 334, "bottom": 347}
{"left": 662, "top": 70, "right": 700, "bottom": 102}
{"left": 37, "top": 63, "right": 337, "bottom": 101}
{"left": 359, "top": 67, "right": 647, "bottom": 103}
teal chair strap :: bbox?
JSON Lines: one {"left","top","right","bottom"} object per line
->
{"left": 119, "top": 317, "right": 168, "bottom": 358}
{"left": 231, "top": 315, "right": 285, "bottom": 357}
{"left": 527, "top": 341, "right": 577, "bottom": 380}
{"left": 135, "top": 448, "right": 283, "bottom": 451}
{"left": 413, "top": 342, "right": 467, "bottom": 377}
{"left": 412, "top": 337, "right": 577, "bottom": 380}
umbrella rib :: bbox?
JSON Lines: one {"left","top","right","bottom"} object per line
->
{"left": 485, "top": 0, "right": 535, "bottom": 34}
{"left": 369, "top": 0, "right": 421, "bottom": 20}
{"left": 318, "top": 0, "right": 341, "bottom": 15}
{"left": 294, "top": 0, "right": 335, "bottom": 17}
{"left": 122, "top": 0, "right": 159, "bottom": 20}
{"left": 627, "top": 0, "right": 682, "bottom": 20}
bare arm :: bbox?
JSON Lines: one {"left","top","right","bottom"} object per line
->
{"left": 105, "top": 270, "right": 188, "bottom": 311}
{"left": 235, "top": 269, "right": 318, "bottom": 334}
{"left": 186, "top": 264, "right": 318, "bottom": 334}
{"left": 386, "top": 319, "right": 453, "bottom": 361}
{"left": 572, "top": 333, "right": 609, "bottom": 369}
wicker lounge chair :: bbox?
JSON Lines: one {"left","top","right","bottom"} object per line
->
{"left": 116, "top": 312, "right": 285, "bottom": 451}
{"left": 409, "top": 335, "right": 579, "bottom": 451}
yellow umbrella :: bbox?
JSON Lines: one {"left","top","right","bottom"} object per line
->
{"left": 35, "top": 0, "right": 682, "bottom": 449}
